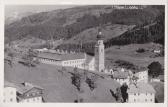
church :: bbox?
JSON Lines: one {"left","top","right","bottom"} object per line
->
{"left": 36, "top": 29, "right": 105, "bottom": 72}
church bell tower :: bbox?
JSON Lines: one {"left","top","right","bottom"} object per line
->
{"left": 95, "top": 29, "right": 105, "bottom": 72}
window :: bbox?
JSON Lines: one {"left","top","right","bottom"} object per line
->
{"left": 37, "top": 97, "right": 39, "bottom": 100}
{"left": 96, "top": 49, "right": 98, "bottom": 52}
{"left": 32, "top": 92, "right": 36, "bottom": 96}
{"left": 27, "top": 94, "right": 30, "bottom": 97}
{"left": 10, "top": 91, "right": 13, "bottom": 95}
{"left": 10, "top": 98, "right": 13, "bottom": 102}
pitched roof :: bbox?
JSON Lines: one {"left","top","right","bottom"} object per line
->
{"left": 38, "top": 52, "right": 85, "bottom": 61}
{"left": 16, "top": 82, "right": 43, "bottom": 94}
{"left": 85, "top": 54, "right": 95, "bottom": 64}
{"left": 113, "top": 71, "right": 129, "bottom": 79}
{"left": 4, "top": 81, "right": 43, "bottom": 95}
{"left": 61, "top": 53, "right": 85, "bottom": 61}
{"left": 127, "top": 82, "right": 156, "bottom": 93}
{"left": 38, "top": 52, "right": 62, "bottom": 61}
{"left": 138, "top": 67, "right": 148, "bottom": 71}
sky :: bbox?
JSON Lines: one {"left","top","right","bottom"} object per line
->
{"left": 5, "top": 5, "right": 76, "bottom": 17}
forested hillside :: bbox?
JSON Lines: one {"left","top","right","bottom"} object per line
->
{"left": 56, "top": 5, "right": 164, "bottom": 53}
{"left": 5, "top": 5, "right": 165, "bottom": 55}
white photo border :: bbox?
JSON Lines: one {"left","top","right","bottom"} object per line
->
{"left": 0, "top": 0, "right": 167, "bottom": 107}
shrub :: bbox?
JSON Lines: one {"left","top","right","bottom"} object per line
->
{"left": 136, "top": 48, "right": 145, "bottom": 53}
{"left": 148, "top": 61, "right": 163, "bottom": 77}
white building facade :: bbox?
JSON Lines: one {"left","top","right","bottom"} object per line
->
{"left": 135, "top": 70, "right": 148, "bottom": 83}
{"left": 128, "top": 92, "right": 155, "bottom": 103}
{"left": 4, "top": 87, "right": 17, "bottom": 103}
{"left": 18, "top": 95, "right": 43, "bottom": 103}
{"left": 127, "top": 82, "right": 156, "bottom": 103}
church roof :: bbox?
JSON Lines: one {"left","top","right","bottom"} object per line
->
{"left": 85, "top": 54, "right": 95, "bottom": 64}
{"left": 38, "top": 52, "right": 61, "bottom": 60}
{"left": 61, "top": 53, "right": 85, "bottom": 61}
{"left": 38, "top": 52, "right": 85, "bottom": 61}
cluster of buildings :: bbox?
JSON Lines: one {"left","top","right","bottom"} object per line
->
{"left": 34, "top": 31, "right": 105, "bottom": 72}
{"left": 106, "top": 67, "right": 155, "bottom": 103}
{"left": 4, "top": 81, "right": 44, "bottom": 103}
{"left": 4, "top": 30, "right": 157, "bottom": 103}
{"left": 34, "top": 30, "right": 156, "bottom": 103}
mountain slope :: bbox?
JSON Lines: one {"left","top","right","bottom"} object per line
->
{"left": 64, "top": 24, "right": 135, "bottom": 44}
{"left": 5, "top": 5, "right": 163, "bottom": 44}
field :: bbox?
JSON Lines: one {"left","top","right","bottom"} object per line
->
{"left": 105, "top": 43, "right": 164, "bottom": 69}
{"left": 4, "top": 62, "right": 120, "bottom": 102}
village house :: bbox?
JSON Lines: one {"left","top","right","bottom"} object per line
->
{"left": 34, "top": 48, "right": 48, "bottom": 53}
{"left": 4, "top": 81, "right": 17, "bottom": 103}
{"left": 134, "top": 68, "right": 148, "bottom": 83}
{"left": 4, "top": 81, "right": 44, "bottom": 103}
{"left": 16, "top": 82, "right": 44, "bottom": 103}
{"left": 153, "top": 49, "right": 161, "bottom": 54}
{"left": 112, "top": 71, "right": 130, "bottom": 85}
{"left": 127, "top": 82, "right": 156, "bottom": 103}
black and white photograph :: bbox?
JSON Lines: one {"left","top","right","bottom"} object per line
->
{"left": 3, "top": 4, "right": 165, "bottom": 103}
